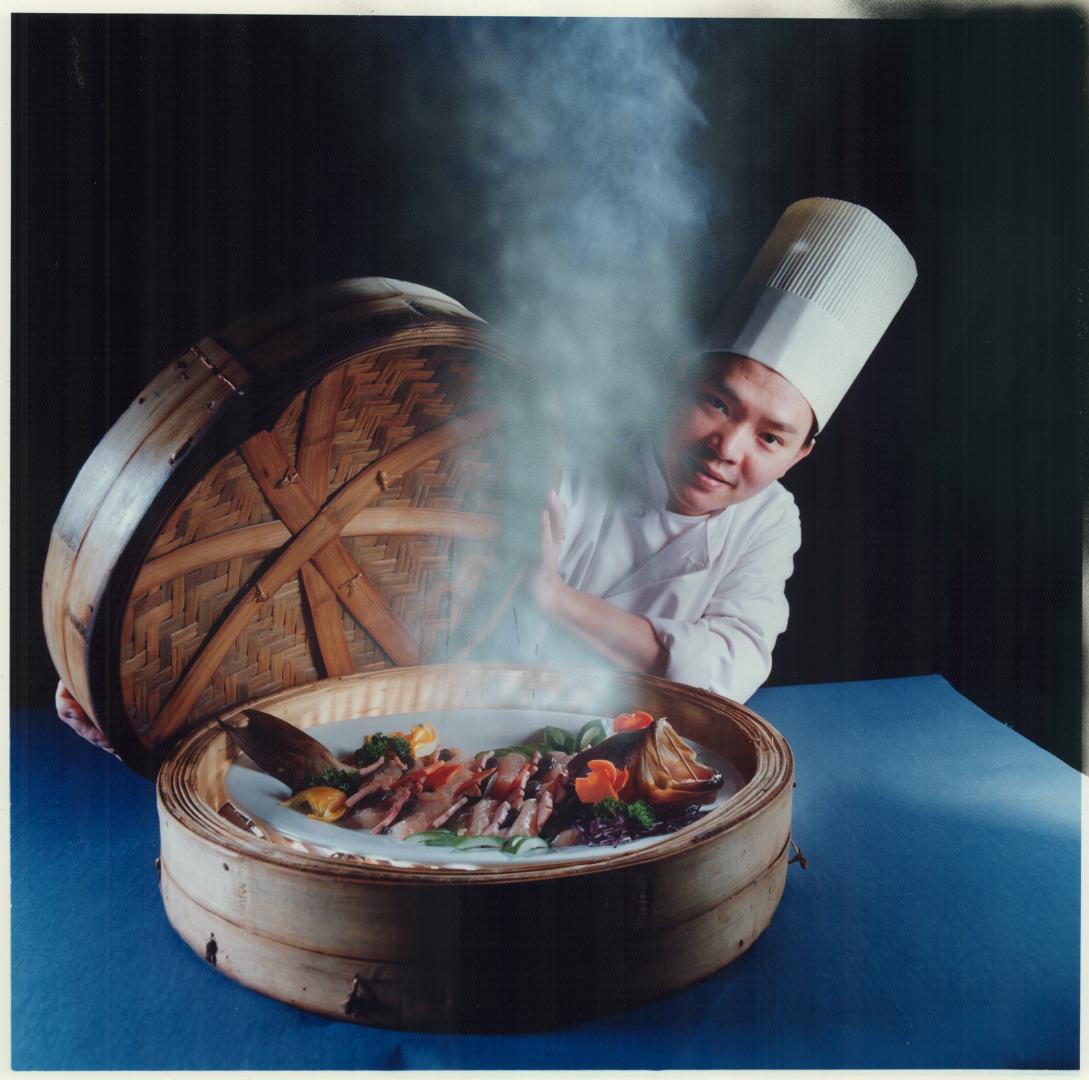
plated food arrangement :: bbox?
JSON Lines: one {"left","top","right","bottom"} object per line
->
{"left": 158, "top": 663, "right": 795, "bottom": 1030}
{"left": 222, "top": 705, "right": 740, "bottom": 867}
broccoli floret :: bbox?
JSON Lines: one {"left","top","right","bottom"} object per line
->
{"left": 592, "top": 796, "right": 657, "bottom": 831}
{"left": 303, "top": 767, "right": 362, "bottom": 795}
{"left": 594, "top": 797, "right": 627, "bottom": 820}
{"left": 625, "top": 799, "right": 655, "bottom": 830}
{"left": 355, "top": 735, "right": 387, "bottom": 765}
{"left": 355, "top": 732, "right": 413, "bottom": 767}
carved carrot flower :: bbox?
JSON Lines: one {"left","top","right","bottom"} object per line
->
{"left": 574, "top": 759, "right": 630, "bottom": 804}
{"left": 613, "top": 710, "right": 655, "bottom": 732}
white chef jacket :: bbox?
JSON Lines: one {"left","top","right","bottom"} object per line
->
{"left": 548, "top": 442, "right": 801, "bottom": 703}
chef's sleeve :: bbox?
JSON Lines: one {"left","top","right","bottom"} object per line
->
{"left": 643, "top": 502, "right": 801, "bottom": 703}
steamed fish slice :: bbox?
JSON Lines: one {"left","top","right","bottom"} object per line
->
{"left": 567, "top": 728, "right": 643, "bottom": 775}
{"left": 634, "top": 720, "right": 723, "bottom": 807}
{"left": 568, "top": 719, "right": 723, "bottom": 809}
{"left": 219, "top": 708, "right": 358, "bottom": 794}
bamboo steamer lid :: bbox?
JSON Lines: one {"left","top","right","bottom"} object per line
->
{"left": 43, "top": 278, "right": 560, "bottom": 775}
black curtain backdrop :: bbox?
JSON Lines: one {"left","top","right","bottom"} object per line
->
{"left": 13, "top": 14, "right": 1086, "bottom": 768}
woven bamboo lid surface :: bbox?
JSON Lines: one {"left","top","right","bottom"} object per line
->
{"left": 43, "top": 279, "right": 559, "bottom": 775}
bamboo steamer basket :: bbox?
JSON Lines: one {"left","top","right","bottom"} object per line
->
{"left": 42, "top": 277, "right": 797, "bottom": 1031}
{"left": 158, "top": 663, "right": 794, "bottom": 1032}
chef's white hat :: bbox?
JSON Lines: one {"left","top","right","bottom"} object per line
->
{"left": 704, "top": 197, "right": 917, "bottom": 431}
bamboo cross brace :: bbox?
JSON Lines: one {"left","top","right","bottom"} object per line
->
{"left": 132, "top": 510, "right": 499, "bottom": 596}
{"left": 299, "top": 563, "right": 352, "bottom": 674}
{"left": 240, "top": 431, "right": 418, "bottom": 662}
{"left": 296, "top": 367, "right": 344, "bottom": 498}
{"left": 294, "top": 368, "right": 352, "bottom": 677}
{"left": 151, "top": 409, "right": 499, "bottom": 743}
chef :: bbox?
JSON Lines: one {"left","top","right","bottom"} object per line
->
{"left": 520, "top": 196, "right": 917, "bottom": 702}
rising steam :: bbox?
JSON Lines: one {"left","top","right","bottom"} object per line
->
{"left": 391, "top": 19, "right": 711, "bottom": 456}
{"left": 384, "top": 19, "right": 714, "bottom": 668}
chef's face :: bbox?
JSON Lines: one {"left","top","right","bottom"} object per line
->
{"left": 657, "top": 354, "right": 815, "bottom": 516}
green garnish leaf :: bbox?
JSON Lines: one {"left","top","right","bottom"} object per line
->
{"left": 492, "top": 744, "right": 538, "bottom": 758}
{"left": 576, "top": 719, "right": 607, "bottom": 750}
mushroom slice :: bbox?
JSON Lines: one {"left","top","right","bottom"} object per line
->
{"left": 219, "top": 708, "right": 359, "bottom": 794}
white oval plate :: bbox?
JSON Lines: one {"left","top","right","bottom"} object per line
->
{"left": 225, "top": 708, "right": 743, "bottom": 869}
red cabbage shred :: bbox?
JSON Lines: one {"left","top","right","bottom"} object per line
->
{"left": 571, "top": 803, "right": 708, "bottom": 847}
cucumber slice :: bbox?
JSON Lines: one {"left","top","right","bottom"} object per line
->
{"left": 576, "top": 719, "right": 607, "bottom": 750}
{"left": 405, "top": 829, "right": 457, "bottom": 845}
{"left": 453, "top": 835, "right": 506, "bottom": 851}
{"left": 543, "top": 726, "right": 570, "bottom": 751}
{"left": 501, "top": 835, "right": 551, "bottom": 856}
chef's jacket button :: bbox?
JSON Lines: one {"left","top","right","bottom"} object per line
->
{"left": 633, "top": 503, "right": 647, "bottom": 518}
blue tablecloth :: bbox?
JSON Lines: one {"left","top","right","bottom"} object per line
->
{"left": 10, "top": 675, "right": 1080, "bottom": 1069}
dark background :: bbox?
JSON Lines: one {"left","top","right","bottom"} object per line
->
{"left": 12, "top": 13, "right": 1087, "bottom": 768}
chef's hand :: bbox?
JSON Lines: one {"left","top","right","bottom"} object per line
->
{"left": 530, "top": 489, "right": 566, "bottom": 614}
{"left": 526, "top": 491, "right": 667, "bottom": 676}
{"left": 55, "top": 680, "right": 116, "bottom": 755}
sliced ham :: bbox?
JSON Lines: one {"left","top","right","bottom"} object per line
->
{"left": 538, "top": 776, "right": 568, "bottom": 807}
{"left": 482, "top": 799, "right": 514, "bottom": 836}
{"left": 299, "top": 734, "right": 582, "bottom": 848}
{"left": 433, "top": 763, "right": 474, "bottom": 798}
{"left": 345, "top": 759, "right": 407, "bottom": 808}
{"left": 431, "top": 796, "right": 469, "bottom": 829}
{"left": 534, "top": 789, "right": 554, "bottom": 832}
{"left": 369, "top": 787, "right": 413, "bottom": 833}
{"left": 463, "top": 798, "right": 498, "bottom": 836}
{"left": 337, "top": 754, "right": 386, "bottom": 778}
{"left": 506, "top": 757, "right": 539, "bottom": 805}
{"left": 488, "top": 754, "right": 526, "bottom": 802}
{"left": 506, "top": 798, "right": 540, "bottom": 838}
{"left": 343, "top": 793, "right": 408, "bottom": 831}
